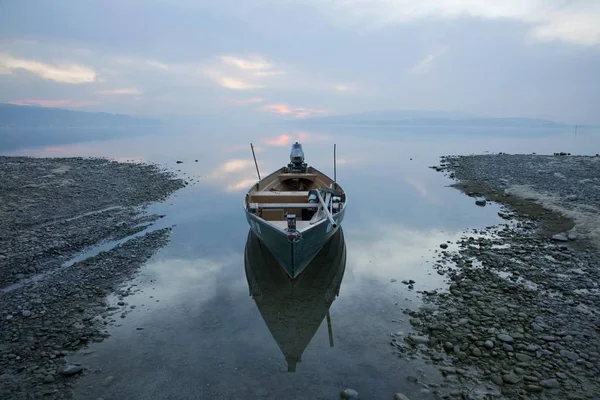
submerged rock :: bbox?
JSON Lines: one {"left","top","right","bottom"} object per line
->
{"left": 340, "top": 388, "right": 359, "bottom": 399}
{"left": 61, "top": 365, "right": 84, "bottom": 376}
{"left": 551, "top": 233, "right": 569, "bottom": 242}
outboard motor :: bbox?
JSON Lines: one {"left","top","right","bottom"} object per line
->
{"left": 287, "top": 142, "right": 308, "bottom": 172}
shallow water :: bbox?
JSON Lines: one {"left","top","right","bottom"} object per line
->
{"left": 3, "top": 123, "right": 600, "bottom": 399}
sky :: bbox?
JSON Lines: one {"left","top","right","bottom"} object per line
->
{"left": 0, "top": 0, "right": 599, "bottom": 124}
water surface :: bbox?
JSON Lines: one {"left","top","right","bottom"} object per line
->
{"left": 3, "top": 123, "right": 599, "bottom": 399}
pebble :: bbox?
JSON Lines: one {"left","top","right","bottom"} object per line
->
{"left": 491, "top": 374, "right": 503, "bottom": 386}
{"left": 515, "top": 353, "right": 532, "bottom": 362}
{"left": 61, "top": 365, "right": 84, "bottom": 376}
{"left": 440, "top": 243, "right": 448, "bottom": 249}
{"left": 43, "top": 375, "right": 55, "bottom": 384}
{"left": 22, "top": 310, "right": 32, "bottom": 317}
{"left": 471, "top": 347, "right": 482, "bottom": 357}
{"left": 394, "top": 393, "right": 411, "bottom": 400}
{"left": 484, "top": 340, "right": 494, "bottom": 349}
{"left": 551, "top": 233, "right": 569, "bottom": 242}
{"left": 502, "top": 373, "right": 521, "bottom": 384}
{"left": 540, "top": 378, "right": 560, "bottom": 389}
{"left": 524, "top": 385, "right": 543, "bottom": 393}
{"left": 497, "top": 334, "right": 514, "bottom": 343}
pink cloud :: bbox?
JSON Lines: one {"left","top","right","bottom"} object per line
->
{"left": 9, "top": 99, "right": 97, "bottom": 108}
{"left": 261, "top": 103, "right": 327, "bottom": 118}
{"left": 264, "top": 134, "right": 292, "bottom": 146}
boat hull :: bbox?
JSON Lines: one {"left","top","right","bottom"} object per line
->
{"left": 245, "top": 205, "right": 346, "bottom": 278}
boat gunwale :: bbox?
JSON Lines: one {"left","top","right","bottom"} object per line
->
{"left": 242, "top": 165, "right": 347, "bottom": 234}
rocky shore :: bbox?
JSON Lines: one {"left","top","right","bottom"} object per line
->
{"left": 0, "top": 157, "right": 186, "bottom": 399}
{"left": 392, "top": 154, "right": 600, "bottom": 399}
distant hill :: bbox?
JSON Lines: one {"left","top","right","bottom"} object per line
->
{"left": 294, "top": 110, "right": 569, "bottom": 128}
{"left": 0, "top": 103, "right": 160, "bottom": 127}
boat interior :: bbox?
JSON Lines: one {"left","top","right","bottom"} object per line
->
{"left": 246, "top": 166, "right": 345, "bottom": 231}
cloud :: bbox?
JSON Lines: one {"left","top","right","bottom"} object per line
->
{"left": 96, "top": 87, "right": 142, "bottom": 95}
{"left": 306, "top": 0, "right": 600, "bottom": 46}
{"left": 410, "top": 46, "right": 449, "bottom": 74}
{"left": 227, "top": 178, "right": 258, "bottom": 192}
{"left": 202, "top": 54, "right": 284, "bottom": 90}
{"left": 264, "top": 134, "right": 292, "bottom": 146}
{"left": 217, "top": 76, "right": 264, "bottom": 90}
{"left": 0, "top": 53, "right": 96, "bottom": 83}
{"left": 220, "top": 55, "right": 272, "bottom": 71}
{"left": 9, "top": 99, "right": 97, "bottom": 108}
{"left": 261, "top": 103, "right": 327, "bottom": 118}
{"left": 333, "top": 84, "right": 351, "bottom": 92}
{"left": 211, "top": 159, "right": 256, "bottom": 176}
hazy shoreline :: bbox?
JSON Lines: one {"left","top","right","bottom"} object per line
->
{"left": 0, "top": 157, "right": 185, "bottom": 400}
{"left": 393, "top": 154, "right": 600, "bottom": 399}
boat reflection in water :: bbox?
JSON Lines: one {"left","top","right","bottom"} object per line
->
{"left": 244, "top": 227, "right": 347, "bottom": 372}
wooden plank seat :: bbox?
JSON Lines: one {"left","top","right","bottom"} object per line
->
{"left": 249, "top": 191, "right": 309, "bottom": 203}
{"left": 277, "top": 173, "right": 317, "bottom": 182}
{"left": 253, "top": 203, "right": 319, "bottom": 209}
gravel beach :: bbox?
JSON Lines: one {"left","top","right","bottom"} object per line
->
{"left": 0, "top": 157, "right": 185, "bottom": 399}
{"left": 392, "top": 154, "right": 600, "bottom": 399}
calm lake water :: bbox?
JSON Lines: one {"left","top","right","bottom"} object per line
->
{"left": 3, "top": 123, "right": 600, "bottom": 399}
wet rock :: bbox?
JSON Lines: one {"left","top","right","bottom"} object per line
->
{"left": 540, "top": 378, "right": 560, "bottom": 389}
{"left": 61, "top": 365, "right": 83, "bottom": 376}
{"left": 551, "top": 233, "right": 568, "bottom": 242}
{"left": 502, "top": 373, "right": 521, "bottom": 384}
{"left": 491, "top": 374, "right": 503, "bottom": 386}
{"left": 497, "top": 334, "right": 515, "bottom": 343}
{"left": 394, "top": 393, "right": 411, "bottom": 400}
{"left": 176, "top": 160, "right": 183, "bottom": 164}
{"left": 524, "top": 385, "right": 543, "bottom": 393}
{"left": 406, "top": 376, "right": 418, "bottom": 383}
{"left": 475, "top": 199, "right": 487, "bottom": 206}
{"left": 440, "top": 243, "right": 448, "bottom": 249}
{"left": 340, "top": 388, "right": 359, "bottom": 399}
{"left": 407, "top": 335, "right": 429, "bottom": 345}
{"left": 515, "top": 353, "right": 532, "bottom": 362}
{"left": 560, "top": 350, "right": 579, "bottom": 361}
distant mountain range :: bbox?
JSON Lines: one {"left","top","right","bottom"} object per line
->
{"left": 294, "top": 110, "right": 571, "bottom": 128}
{"left": 0, "top": 103, "right": 160, "bottom": 127}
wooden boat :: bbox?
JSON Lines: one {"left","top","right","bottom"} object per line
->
{"left": 244, "top": 142, "right": 347, "bottom": 279}
{"left": 244, "top": 227, "right": 347, "bottom": 372}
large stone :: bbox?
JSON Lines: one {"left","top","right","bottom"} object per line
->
{"left": 515, "top": 353, "right": 532, "bottom": 362}
{"left": 524, "top": 385, "right": 544, "bottom": 393}
{"left": 491, "top": 374, "right": 503, "bottom": 386}
{"left": 560, "top": 350, "right": 579, "bottom": 361}
{"left": 407, "top": 335, "right": 429, "bottom": 345}
{"left": 540, "top": 379, "right": 560, "bottom": 389}
{"left": 497, "top": 334, "right": 515, "bottom": 343}
{"left": 61, "top": 365, "right": 84, "bottom": 376}
{"left": 502, "top": 374, "right": 521, "bottom": 384}
{"left": 340, "top": 389, "right": 359, "bottom": 399}
{"left": 551, "top": 234, "right": 568, "bottom": 242}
